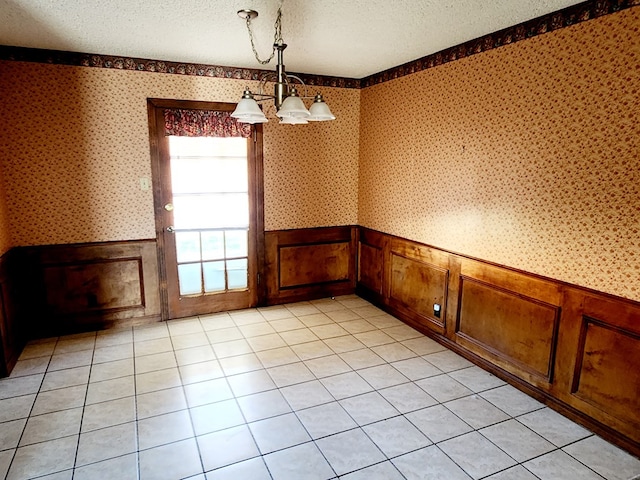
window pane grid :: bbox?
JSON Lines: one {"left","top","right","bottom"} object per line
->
{"left": 177, "top": 229, "right": 249, "bottom": 296}
{"left": 175, "top": 257, "right": 248, "bottom": 266}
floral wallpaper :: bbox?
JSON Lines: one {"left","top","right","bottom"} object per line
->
{"left": 263, "top": 88, "right": 360, "bottom": 230}
{"left": 0, "top": 62, "right": 359, "bottom": 249}
{"left": 359, "top": 7, "right": 640, "bottom": 301}
{"left": 0, "top": 5, "right": 637, "bottom": 303}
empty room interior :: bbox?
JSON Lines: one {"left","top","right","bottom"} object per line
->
{"left": 0, "top": 0, "right": 639, "bottom": 479}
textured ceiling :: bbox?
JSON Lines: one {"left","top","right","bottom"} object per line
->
{"left": 1, "top": 0, "right": 586, "bottom": 78}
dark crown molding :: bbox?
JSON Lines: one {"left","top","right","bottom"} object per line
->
{"left": 0, "top": 0, "right": 636, "bottom": 88}
{"left": 0, "top": 46, "right": 360, "bottom": 89}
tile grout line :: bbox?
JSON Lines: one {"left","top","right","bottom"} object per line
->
{"left": 131, "top": 325, "right": 143, "bottom": 480}
{"left": 70, "top": 333, "right": 97, "bottom": 479}
{"left": 278, "top": 307, "right": 410, "bottom": 479}
{"left": 2, "top": 298, "right": 638, "bottom": 479}
{"left": 175, "top": 315, "right": 218, "bottom": 480}
{"left": 4, "top": 335, "right": 58, "bottom": 480}
{"left": 238, "top": 309, "right": 316, "bottom": 480}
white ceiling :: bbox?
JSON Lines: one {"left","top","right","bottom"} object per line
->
{"left": 1, "top": 0, "right": 585, "bottom": 79}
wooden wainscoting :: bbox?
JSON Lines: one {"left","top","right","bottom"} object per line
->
{"left": 265, "top": 226, "right": 357, "bottom": 304}
{"left": 356, "top": 226, "right": 640, "bottom": 456}
{"left": 388, "top": 239, "right": 450, "bottom": 335}
{"left": 552, "top": 290, "right": 640, "bottom": 449}
{"left": 456, "top": 277, "right": 560, "bottom": 385}
{"left": 0, "top": 250, "right": 25, "bottom": 377}
{"left": 454, "top": 259, "right": 563, "bottom": 390}
{"left": 357, "top": 228, "right": 385, "bottom": 301}
{"left": 22, "top": 240, "right": 161, "bottom": 336}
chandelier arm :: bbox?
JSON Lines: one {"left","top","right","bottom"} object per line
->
{"left": 258, "top": 72, "right": 278, "bottom": 95}
{"left": 253, "top": 94, "right": 276, "bottom": 102}
{"left": 284, "top": 74, "right": 308, "bottom": 98}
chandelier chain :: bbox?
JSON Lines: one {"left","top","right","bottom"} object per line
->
{"left": 245, "top": 5, "right": 283, "bottom": 65}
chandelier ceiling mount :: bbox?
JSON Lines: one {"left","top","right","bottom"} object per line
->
{"left": 231, "top": 4, "right": 336, "bottom": 125}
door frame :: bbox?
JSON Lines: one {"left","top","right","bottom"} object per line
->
{"left": 147, "top": 98, "right": 266, "bottom": 320}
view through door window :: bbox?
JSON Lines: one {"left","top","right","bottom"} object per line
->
{"left": 168, "top": 136, "right": 249, "bottom": 296}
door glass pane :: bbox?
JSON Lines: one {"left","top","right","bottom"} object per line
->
{"left": 203, "top": 261, "right": 226, "bottom": 292}
{"left": 227, "top": 258, "right": 248, "bottom": 290}
{"left": 202, "top": 231, "right": 224, "bottom": 260}
{"left": 171, "top": 157, "right": 247, "bottom": 194}
{"left": 225, "top": 230, "right": 248, "bottom": 258}
{"left": 168, "top": 134, "right": 250, "bottom": 298}
{"left": 175, "top": 231, "right": 201, "bottom": 263}
{"left": 178, "top": 263, "right": 202, "bottom": 295}
{"left": 173, "top": 193, "right": 249, "bottom": 229}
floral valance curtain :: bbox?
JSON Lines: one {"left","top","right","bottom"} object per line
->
{"left": 164, "top": 108, "right": 251, "bottom": 138}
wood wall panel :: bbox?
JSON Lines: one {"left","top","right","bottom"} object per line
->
{"left": 458, "top": 259, "right": 563, "bottom": 306}
{"left": 358, "top": 242, "right": 383, "bottom": 294}
{"left": 0, "top": 250, "right": 24, "bottom": 377}
{"left": 357, "top": 228, "right": 386, "bottom": 303}
{"left": 44, "top": 258, "right": 144, "bottom": 314}
{"left": 22, "top": 240, "right": 161, "bottom": 336}
{"left": 553, "top": 291, "right": 640, "bottom": 446}
{"left": 279, "top": 243, "right": 350, "bottom": 288}
{"left": 0, "top": 282, "right": 11, "bottom": 377}
{"left": 356, "top": 226, "right": 640, "bottom": 456}
{"left": 265, "top": 226, "right": 357, "bottom": 304}
{"left": 389, "top": 253, "right": 448, "bottom": 334}
{"left": 572, "top": 318, "right": 640, "bottom": 432}
{"left": 456, "top": 276, "right": 559, "bottom": 386}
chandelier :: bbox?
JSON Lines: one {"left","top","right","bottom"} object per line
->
{"left": 230, "top": 3, "right": 336, "bottom": 125}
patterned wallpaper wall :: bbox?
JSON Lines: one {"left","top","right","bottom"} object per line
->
{"left": 359, "top": 8, "right": 640, "bottom": 301}
{"left": 263, "top": 91, "right": 359, "bottom": 231}
{"left": 0, "top": 62, "right": 359, "bottom": 250}
{"left": 0, "top": 6, "right": 637, "bottom": 302}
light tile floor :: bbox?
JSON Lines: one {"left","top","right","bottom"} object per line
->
{"left": 1, "top": 295, "right": 639, "bottom": 480}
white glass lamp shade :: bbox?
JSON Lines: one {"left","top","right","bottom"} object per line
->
{"left": 308, "top": 94, "right": 336, "bottom": 121}
{"left": 276, "top": 89, "right": 310, "bottom": 119}
{"left": 231, "top": 90, "right": 268, "bottom": 124}
{"left": 279, "top": 115, "right": 308, "bottom": 125}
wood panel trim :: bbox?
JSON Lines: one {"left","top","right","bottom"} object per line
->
{"left": 568, "top": 314, "right": 640, "bottom": 440}
{"left": 357, "top": 229, "right": 387, "bottom": 301}
{"left": 455, "top": 275, "right": 561, "bottom": 384}
{"left": 413, "top": 326, "right": 640, "bottom": 457}
{"left": 583, "top": 294, "right": 640, "bottom": 334}
{"left": 0, "top": 249, "right": 25, "bottom": 377}
{"left": 357, "top": 242, "right": 383, "bottom": 294}
{"left": 455, "top": 275, "right": 562, "bottom": 330}
{"left": 571, "top": 315, "right": 640, "bottom": 394}
{"left": 358, "top": 227, "right": 627, "bottom": 305}
{"left": 0, "top": 282, "right": 8, "bottom": 376}
{"left": 265, "top": 226, "right": 357, "bottom": 305}
{"left": 278, "top": 241, "right": 352, "bottom": 289}
{"left": 388, "top": 250, "right": 449, "bottom": 333}
{"left": 20, "top": 240, "right": 161, "bottom": 336}
{"left": 356, "top": 226, "right": 640, "bottom": 457}
{"left": 42, "top": 256, "right": 146, "bottom": 314}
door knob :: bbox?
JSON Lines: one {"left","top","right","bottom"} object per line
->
{"left": 166, "top": 226, "right": 175, "bottom": 233}
{"left": 164, "top": 203, "right": 174, "bottom": 211}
